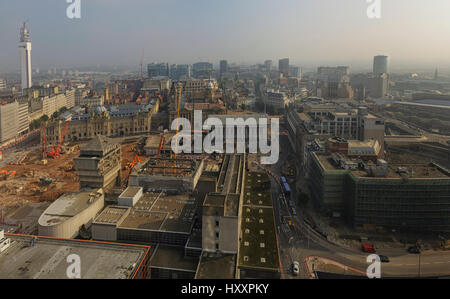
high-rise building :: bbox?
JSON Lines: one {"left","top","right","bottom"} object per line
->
{"left": 373, "top": 55, "right": 388, "bottom": 75}
{"left": 289, "top": 66, "right": 301, "bottom": 78}
{"left": 264, "top": 60, "right": 273, "bottom": 72}
{"left": 170, "top": 64, "right": 191, "bottom": 80}
{"left": 147, "top": 63, "right": 169, "bottom": 78}
{"left": 219, "top": 60, "right": 228, "bottom": 75}
{"left": 279, "top": 58, "right": 289, "bottom": 77}
{"left": 19, "top": 22, "right": 32, "bottom": 90}
{"left": 193, "top": 62, "right": 214, "bottom": 78}
{"left": 367, "top": 73, "right": 389, "bottom": 99}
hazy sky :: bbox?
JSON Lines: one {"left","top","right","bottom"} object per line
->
{"left": 1, "top": 0, "right": 450, "bottom": 73}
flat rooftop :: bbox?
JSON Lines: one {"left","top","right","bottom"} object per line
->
{"left": 93, "top": 206, "right": 130, "bottom": 225}
{"left": 195, "top": 252, "right": 236, "bottom": 279}
{"left": 120, "top": 186, "right": 142, "bottom": 198}
{"left": 239, "top": 172, "right": 280, "bottom": 271}
{"left": 315, "top": 153, "right": 450, "bottom": 179}
{"left": 118, "top": 192, "right": 199, "bottom": 233}
{"left": 150, "top": 244, "right": 198, "bottom": 272}
{"left": 0, "top": 234, "right": 149, "bottom": 279}
{"left": 134, "top": 158, "right": 200, "bottom": 177}
{"left": 203, "top": 193, "right": 240, "bottom": 217}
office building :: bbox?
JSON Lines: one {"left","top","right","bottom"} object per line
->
{"left": 0, "top": 101, "right": 19, "bottom": 143}
{"left": 170, "top": 64, "right": 191, "bottom": 80}
{"left": 367, "top": 73, "right": 389, "bottom": 99}
{"left": 147, "top": 63, "right": 169, "bottom": 78}
{"left": 264, "top": 60, "right": 273, "bottom": 72}
{"left": 373, "top": 55, "right": 388, "bottom": 75}
{"left": 193, "top": 62, "right": 214, "bottom": 78}
{"left": 220, "top": 60, "right": 228, "bottom": 75}
{"left": 279, "top": 58, "right": 289, "bottom": 77}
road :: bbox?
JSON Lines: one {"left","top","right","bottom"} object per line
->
{"left": 266, "top": 133, "right": 450, "bottom": 279}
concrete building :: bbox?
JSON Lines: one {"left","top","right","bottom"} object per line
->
{"left": 19, "top": 22, "right": 32, "bottom": 90}
{"left": 238, "top": 172, "right": 281, "bottom": 279}
{"left": 193, "top": 62, "right": 214, "bottom": 78}
{"left": 74, "top": 135, "right": 122, "bottom": 189}
{"left": 64, "top": 89, "right": 75, "bottom": 109}
{"left": 0, "top": 101, "right": 19, "bottom": 143}
{"left": 0, "top": 78, "right": 6, "bottom": 90}
{"left": 118, "top": 186, "right": 143, "bottom": 207}
{"left": 42, "top": 93, "right": 67, "bottom": 117}
{"left": 264, "top": 89, "right": 290, "bottom": 110}
{"left": 264, "top": 60, "right": 272, "bottom": 72}
{"left": 278, "top": 58, "right": 289, "bottom": 77}
{"left": 38, "top": 189, "right": 104, "bottom": 238}
{"left": 17, "top": 97, "right": 29, "bottom": 135}
{"left": 373, "top": 55, "right": 388, "bottom": 75}
{"left": 0, "top": 234, "right": 150, "bottom": 279}
{"left": 202, "top": 154, "right": 245, "bottom": 254}
{"left": 129, "top": 158, "right": 204, "bottom": 193}
{"left": 93, "top": 192, "right": 200, "bottom": 246}
{"left": 170, "top": 64, "right": 191, "bottom": 80}
{"left": 148, "top": 62, "right": 169, "bottom": 78}
{"left": 220, "top": 60, "right": 228, "bottom": 75}
{"left": 367, "top": 73, "right": 389, "bottom": 99}
{"left": 78, "top": 96, "right": 104, "bottom": 107}
{"left": 310, "top": 151, "right": 450, "bottom": 233}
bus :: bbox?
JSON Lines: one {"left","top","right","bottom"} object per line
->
{"left": 281, "top": 176, "right": 291, "bottom": 199}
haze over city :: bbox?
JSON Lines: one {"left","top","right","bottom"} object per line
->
{"left": 1, "top": 0, "right": 450, "bottom": 73}
{"left": 1, "top": 0, "right": 450, "bottom": 284}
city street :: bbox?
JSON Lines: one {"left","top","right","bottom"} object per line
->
{"left": 266, "top": 132, "right": 450, "bottom": 279}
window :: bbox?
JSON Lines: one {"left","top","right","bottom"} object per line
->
{"left": 215, "top": 232, "right": 219, "bottom": 239}
{"left": 215, "top": 221, "right": 219, "bottom": 227}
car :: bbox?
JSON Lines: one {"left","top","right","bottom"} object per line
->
{"left": 362, "top": 244, "right": 376, "bottom": 253}
{"left": 292, "top": 261, "right": 300, "bottom": 276}
{"left": 408, "top": 246, "right": 421, "bottom": 254}
{"left": 379, "top": 255, "right": 390, "bottom": 263}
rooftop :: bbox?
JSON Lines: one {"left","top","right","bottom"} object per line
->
{"left": 314, "top": 152, "right": 450, "bottom": 179}
{"left": 93, "top": 206, "right": 130, "bottom": 226}
{"left": 239, "top": 172, "right": 280, "bottom": 271}
{"left": 38, "top": 189, "right": 103, "bottom": 227}
{"left": 80, "top": 135, "right": 119, "bottom": 157}
{"left": 0, "top": 234, "right": 149, "bottom": 279}
{"left": 120, "top": 186, "right": 142, "bottom": 198}
{"left": 133, "top": 158, "right": 201, "bottom": 178}
{"left": 150, "top": 244, "right": 198, "bottom": 272}
{"left": 195, "top": 252, "right": 236, "bottom": 279}
{"left": 118, "top": 192, "right": 199, "bottom": 233}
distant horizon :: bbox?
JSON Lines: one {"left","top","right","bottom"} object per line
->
{"left": 1, "top": 1, "right": 450, "bottom": 73}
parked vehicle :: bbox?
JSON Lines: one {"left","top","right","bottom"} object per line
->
{"left": 292, "top": 261, "right": 300, "bottom": 276}
{"left": 362, "top": 244, "right": 376, "bottom": 253}
{"left": 408, "top": 246, "right": 421, "bottom": 254}
{"left": 379, "top": 255, "right": 390, "bottom": 263}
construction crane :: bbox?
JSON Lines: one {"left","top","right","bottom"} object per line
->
{"left": 47, "top": 120, "right": 69, "bottom": 159}
{"left": 41, "top": 122, "right": 47, "bottom": 159}
{"left": 157, "top": 135, "right": 165, "bottom": 158}
{"left": 124, "top": 154, "right": 141, "bottom": 186}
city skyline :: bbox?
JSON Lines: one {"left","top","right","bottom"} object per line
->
{"left": 1, "top": 0, "right": 450, "bottom": 73}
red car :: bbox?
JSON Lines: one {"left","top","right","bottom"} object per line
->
{"left": 362, "top": 244, "right": 376, "bottom": 253}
